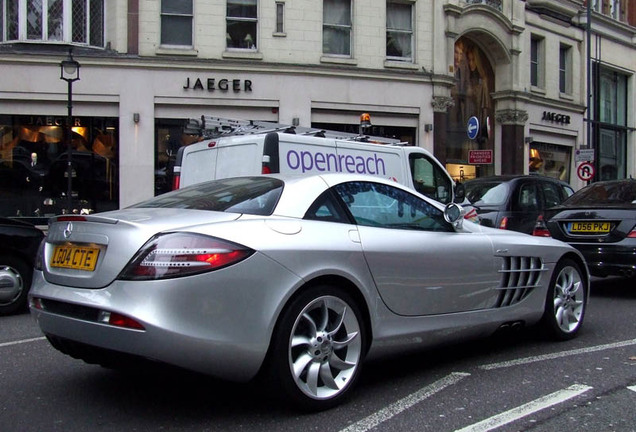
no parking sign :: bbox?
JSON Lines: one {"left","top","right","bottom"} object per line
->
{"left": 577, "top": 162, "right": 595, "bottom": 182}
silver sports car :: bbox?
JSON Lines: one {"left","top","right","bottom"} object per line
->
{"left": 30, "top": 174, "right": 589, "bottom": 410}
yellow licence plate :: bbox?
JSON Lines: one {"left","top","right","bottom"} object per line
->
{"left": 568, "top": 221, "right": 611, "bottom": 234}
{"left": 51, "top": 245, "right": 100, "bottom": 271}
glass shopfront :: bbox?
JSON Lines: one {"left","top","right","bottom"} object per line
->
{"left": 0, "top": 115, "right": 119, "bottom": 222}
{"left": 529, "top": 142, "right": 571, "bottom": 182}
{"left": 447, "top": 37, "right": 496, "bottom": 181}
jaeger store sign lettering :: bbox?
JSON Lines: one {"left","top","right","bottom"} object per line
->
{"left": 183, "top": 77, "right": 253, "bottom": 93}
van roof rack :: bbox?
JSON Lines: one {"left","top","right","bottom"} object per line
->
{"left": 185, "top": 115, "right": 406, "bottom": 145}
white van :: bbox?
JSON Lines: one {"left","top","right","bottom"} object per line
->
{"left": 173, "top": 117, "right": 464, "bottom": 205}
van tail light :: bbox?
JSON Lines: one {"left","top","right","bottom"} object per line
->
{"left": 532, "top": 215, "right": 552, "bottom": 237}
{"left": 262, "top": 165, "right": 272, "bottom": 174}
{"left": 498, "top": 216, "right": 509, "bottom": 230}
{"left": 172, "top": 166, "right": 181, "bottom": 190}
{"left": 118, "top": 233, "right": 254, "bottom": 281}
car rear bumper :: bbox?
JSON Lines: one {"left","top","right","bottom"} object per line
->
{"left": 570, "top": 243, "right": 636, "bottom": 278}
{"left": 28, "top": 254, "right": 303, "bottom": 382}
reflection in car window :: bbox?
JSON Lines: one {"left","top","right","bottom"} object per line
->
{"left": 130, "top": 177, "right": 283, "bottom": 215}
{"left": 304, "top": 190, "right": 351, "bottom": 223}
{"left": 465, "top": 182, "right": 509, "bottom": 205}
{"left": 566, "top": 181, "right": 636, "bottom": 206}
{"left": 334, "top": 181, "right": 452, "bottom": 232}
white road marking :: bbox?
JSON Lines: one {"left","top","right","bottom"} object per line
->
{"left": 480, "top": 338, "right": 636, "bottom": 370}
{"left": 628, "top": 386, "right": 636, "bottom": 393}
{"left": 454, "top": 384, "right": 593, "bottom": 432}
{"left": 339, "top": 372, "right": 470, "bottom": 432}
{"left": 0, "top": 336, "right": 46, "bottom": 348}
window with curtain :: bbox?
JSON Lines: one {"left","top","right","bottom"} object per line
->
{"left": 323, "top": 0, "right": 351, "bottom": 56}
{"left": 226, "top": 0, "right": 258, "bottom": 50}
{"left": 1, "top": 0, "right": 103, "bottom": 46}
{"left": 386, "top": 1, "right": 413, "bottom": 61}
{"left": 161, "top": 0, "right": 193, "bottom": 47}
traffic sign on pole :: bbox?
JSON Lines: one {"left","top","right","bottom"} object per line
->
{"left": 467, "top": 116, "right": 479, "bottom": 140}
{"left": 577, "top": 162, "right": 595, "bottom": 182}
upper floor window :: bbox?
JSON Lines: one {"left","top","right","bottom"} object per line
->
{"left": 559, "top": 44, "right": 572, "bottom": 94}
{"left": 226, "top": 0, "right": 257, "bottom": 50}
{"left": 275, "top": 1, "right": 284, "bottom": 34}
{"left": 1, "top": 0, "right": 103, "bottom": 46}
{"left": 161, "top": 0, "right": 193, "bottom": 47}
{"left": 530, "top": 35, "right": 544, "bottom": 89}
{"left": 386, "top": 1, "right": 413, "bottom": 61}
{"left": 323, "top": 0, "right": 351, "bottom": 56}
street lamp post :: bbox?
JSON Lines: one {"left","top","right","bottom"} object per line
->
{"left": 60, "top": 49, "right": 81, "bottom": 213}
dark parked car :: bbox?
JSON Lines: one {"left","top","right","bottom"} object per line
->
{"left": 0, "top": 217, "right": 45, "bottom": 315}
{"left": 535, "top": 178, "right": 636, "bottom": 278}
{"left": 464, "top": 175, "right": 574, "bottom": 234}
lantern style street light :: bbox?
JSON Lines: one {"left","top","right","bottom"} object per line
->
{"left": 60, "top": 49, "right": 81, "bottom": 213}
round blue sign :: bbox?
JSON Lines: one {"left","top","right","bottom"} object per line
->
{"left": 467, "top": 116, "right": 480, "bottom": 140}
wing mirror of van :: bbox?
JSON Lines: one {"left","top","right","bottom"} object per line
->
{"left": 453, "top": 183, "right": 466, "bottom": 203}
{"left": 444, "top": 202, "right": 464, "bottom": 229}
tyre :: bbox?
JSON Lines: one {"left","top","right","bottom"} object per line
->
{"left": 0, "top": 255, "right": 33, "bottom": 316}
{"left": 268, "top": 285, "right": 366, "bottom": 411}
{"left": 541, "top": 258, "right": 586, "bottom": 340}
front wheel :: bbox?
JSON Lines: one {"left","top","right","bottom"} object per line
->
{"left": 268, "top": 285, "right": 366, "bottom": 411}
{"left": 541, "top": 258, "right": 586, "bottom": 340}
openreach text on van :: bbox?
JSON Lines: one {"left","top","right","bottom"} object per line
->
{"left": 286, "top": 149, "right": 387, "bottom": 175}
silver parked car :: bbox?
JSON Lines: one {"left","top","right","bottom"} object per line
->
{"left": 30, "top": 174, "right": 589, "bottom": 410}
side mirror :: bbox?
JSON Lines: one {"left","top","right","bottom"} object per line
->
{"left": 444, "top": 202, "right": 464, "bottom": 229}
{"left": 453, "top": 182, "right": 465, "bottom": 203}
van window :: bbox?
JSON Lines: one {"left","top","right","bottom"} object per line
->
{"left": 409, "top": 154, "right": 452, "bottom": 204}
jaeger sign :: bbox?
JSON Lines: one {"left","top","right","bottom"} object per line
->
{"left": 542, "top": 111, "right": 571, "bottom": 124}
{"left": 183, "top": 77, "right": 253, "bottom": 93}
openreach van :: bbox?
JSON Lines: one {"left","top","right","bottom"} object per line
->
{"left": 173, "top": 115, "right": 465, "bottom": 205}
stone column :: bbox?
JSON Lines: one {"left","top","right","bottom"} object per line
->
{"left": 495, "top": 109, "right": 528, "bottom": 175}
{"left": 431, "top": 96, "right": 454, "bottom": 165}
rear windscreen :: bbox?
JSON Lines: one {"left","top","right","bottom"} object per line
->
{"left": 130, "top": 177, "right": 283, "bottom": 215}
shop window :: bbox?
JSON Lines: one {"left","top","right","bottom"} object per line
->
{"left": 0, "top": 115, "right": 119, "bottom": 222}
{"left": 155, "top": 119, "right": 202, "bottom": 196}
{"left": 226, "top": 0, "right": 258, "bottom": 50}
{"left": 529, "top": 143, "right": 571, "bottom": 182}
{"left": 161, "top": 0, "right": 193, "bottom": 47}
{"left": 323, "top": 0, "right": 351, "bottom": 56}
{"left": 386, "top": 1, "right": 413, "bottom": 62}
{"left": 0, "top": 0, "right": 103, "bottom": 46}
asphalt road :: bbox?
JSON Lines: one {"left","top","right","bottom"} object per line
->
{"left": 1, "top": 277, "right": 635, "bottom": 432}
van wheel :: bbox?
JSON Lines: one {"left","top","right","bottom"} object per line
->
{"left": 268, "top": 285, "right": 365, "bottom": 411}
{"left": 541, "top": 259, "right": 586, "bottom": 340}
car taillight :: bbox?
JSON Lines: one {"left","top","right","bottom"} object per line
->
{"left": 498, "top": 216, "right": 509, "bottom": 230}
{"left": 628, "top": 227, "right": 636, "bottom": 238}
{"left": 532, "top": 215, "right": 552, "bottom": 237}
{"left": 118, "top": 233, "right": 254, "bottom": 280}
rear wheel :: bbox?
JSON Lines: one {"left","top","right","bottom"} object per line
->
{"left": 541, "top": 259, "right": 586, "bottom": 340}
{"left": 268, "top": 285, "right": 366, "bottom": 411}
{"left": 0, "top": 255, "right": 32, "bottom": 316}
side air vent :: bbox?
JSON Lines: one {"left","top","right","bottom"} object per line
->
{"left": 496, "top": 256, "right": 545, "bottom": 307}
